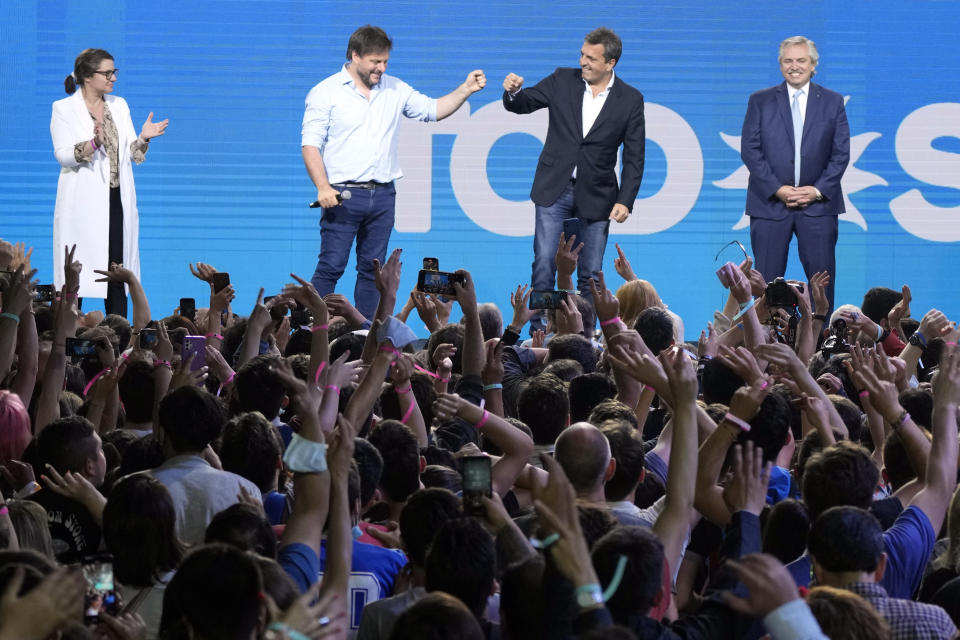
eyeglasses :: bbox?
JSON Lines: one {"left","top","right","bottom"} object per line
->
{"left": 92, "top": 69, "right": 119, "bottom": 79}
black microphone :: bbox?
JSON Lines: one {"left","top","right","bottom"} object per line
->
{"left": 309, "top": 189, "right": 352, "bottom": 208}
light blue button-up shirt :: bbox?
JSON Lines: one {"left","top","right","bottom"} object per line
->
{"left": 301, "top": 64, "right": 437, "bottom": 184}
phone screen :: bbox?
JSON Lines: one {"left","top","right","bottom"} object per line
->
{"left": 65, "top": 337, "right": 97, "bottom": 358}
{"left": 423, "top": 257, "right": 439, "bottom": 271}
{"left": 417, "top": 270, "right": 462, "bottom": 297}
{"left": 82, "top": 556, "right": 118, "bottom": 625}
{"left": 461, "top": 455, "right": 492, "bottom": 516}
{"left": 529, "top": 290, "right": 566, "bottom": 310}
{"left": 139, "top": 328, "right": 158, "bottom": 348}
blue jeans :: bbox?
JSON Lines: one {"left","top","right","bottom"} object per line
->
{"left": 311, "top": 183, "right": 396, "bottom": 320}
{"left": 532, "top": 181, "right": 610, "bottom": 327}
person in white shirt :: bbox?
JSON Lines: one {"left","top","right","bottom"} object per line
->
{"left": 301, "top": 25, "right": 485, "bottom": 319}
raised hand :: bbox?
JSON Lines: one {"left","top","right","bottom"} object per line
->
{"left": 503, "top": 72, "right": 524, "bottom": 93}
{"left": 11, "top": 242, "right": 32, "bottom": 273}
{"left": 452, "top": 269, "right": 477, "bottom": 313}
{"left": 188, "top": 262, "right": 218, "bottom": 283}
{"left": 698, "top": 321, "right": 718, "bottom": 359}
{"left": 373, "top": 248, "right": 403, "bottom": 297}
{"left": 93, "top": 262, "right": 135, "bottom": 284}
{"left": 554, "top": 293, "right": 583, "bottom": 336}
{"left": 63, "top": 244, "right": 82, "bottom": 292}
{"left": 722, "top": 441, "right": 771, "bottom": 516}
{"left": 661, "top": 346, "right": 697, "bottom": 404}
{"left": 716, "top": 261, "right": 751, "bottom": 305}
{"left": 587, "top": 271, "right": 619, "bottom": 323}
{"left": 607, "top": 343, "right": 668, "bottom": 395}
{"left": 463, "top": 69, "right": 487, "bottom": 93}
{"left": 139, "top": 111, "right": 169, "bottom": 141}
{"left": 718, "top": 344, "right": 765, "bottom": 385}
{"left": 482, "top": 338, "right": 505, "bottom": 386}
{"left": 283, "top": 273, "right": 327, "bottom": 319}
{"left": 555, "top": 232, "right": 583, "bottom": 280}
{"left": 508, "top": 284, "right": 535, "bottom": 330}
{"left": 613, "top": 243, "right": 637, "bottom": 282}
{"left": 887, "top": 284, "right": 912, "bottom": 328}
{"left": 808, "top": 271, "right": 830, "bottom": 315}
{"left": 323, "top": 293, "right": 366, "bottom": 328}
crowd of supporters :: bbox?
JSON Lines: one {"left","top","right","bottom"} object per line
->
{"left": 1, "top": 235, "right": 959, "bottom": 640}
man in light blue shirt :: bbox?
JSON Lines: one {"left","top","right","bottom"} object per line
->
{"left": 302, "top": 25, "right": 486, "bottom": 319}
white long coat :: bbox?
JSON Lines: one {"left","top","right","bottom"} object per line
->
{"left": 50, "top": 90, "right": 141, "bottom": 299}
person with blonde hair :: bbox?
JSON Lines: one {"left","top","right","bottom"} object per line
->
{"left": 615, "top": 279, "right": 684, "bottom": 343}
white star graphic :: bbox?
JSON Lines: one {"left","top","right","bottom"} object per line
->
{"left": 714, "top": 97, "right": 886, "bottom": 231}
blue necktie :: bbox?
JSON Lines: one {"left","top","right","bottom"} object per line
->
{"left": 792, "top": 89, "right": 804, "bottom": 186}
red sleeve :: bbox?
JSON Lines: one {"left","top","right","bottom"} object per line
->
{"left": 881, "top": 330, "right": 906, "bottom": 356}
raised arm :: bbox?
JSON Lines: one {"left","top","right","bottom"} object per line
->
{"left": 274, "top": 360, "right": 331, "bottom": 557}
{"left": 899, "top": 343, "right": 959, "bottom": 534}
{"left": 653, "top": 347, "right": 700, "bottom": 577}
{"left": 436, "top": 70, "right": 486, "bottom": 120}
{"left": 282, "top": 274, "right": 330, "bottom": 382}
{"left": 754, "top": 342, "right": 848, "bottom": 439}
{"left": 694, "top": 377, "right": 771, "bottom": 527}
{"left": 319, "top": 414, "right": 356, "bottom": 607}
{"left": 0, "top": 267, "right": 36, "bottom": 391}
{"left": 435, "top": 392, "right": 534, "bottom": 497}
{"left": 453, "top": 269, "right": 484, "bottom": 378}
{"left": 390, "top": 354, "right": 428, "bottom": 448}
{"left": 238, "top": 289, "right": 273, "bottom": 367}
{"left": 92, "top": 264, "right": 151, "bottom": 331}
{"left": 344, "top": 341, "right": 393, "bottom": 428}
{"left": 35, "top": 286, "right": 77, "bottom": 433}
{"left": 371, "top": 248, "right": 403, "bottom": 323}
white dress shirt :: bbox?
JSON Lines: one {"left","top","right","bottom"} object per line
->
{"left": 573, "top": 71, "right": 615, "bottom": 178}
{"left": 301, "top": 64, "right": 437, "bottom": 184}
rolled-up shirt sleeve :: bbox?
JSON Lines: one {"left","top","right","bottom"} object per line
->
{"left": 400, "top": 81, "right": 437, "bottom": 122}
{"left": 301, "top": 85, "right": 333, "bottom": 150}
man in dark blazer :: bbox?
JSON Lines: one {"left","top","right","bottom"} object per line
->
{"left": 503, "top": 27, "right": 645, "bottom": 330}
{"left": 741, "top": 35, "right": 850, "bottom": 312}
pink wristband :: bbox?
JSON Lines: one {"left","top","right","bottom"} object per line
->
{"left": 90, "top": 138, "right": 97, "bottom": 151}
{"left": 65, "top": 291, "right": 78, "bottom": 301}
{"left": 723, "top": 412, "right": 751, "bottom": 432}
{"left": 325, "top": 384, "right": 341, "bottom": 394}
{"left": 82, "top": 368, "right": 109, "bottom": 397}
{"left": 858, "top": 390, "right": 870, "bottom": 400}
{"left": 413, "top": 364, "right": 448, "bottom": 382}
{"left": 395, "top": 385, "right": 412, "bottom": 394}
{"left": 599, "top": 316, "right": 622, "bottom": 327}
{"left": 311, "top": 324, "right": 329, "bottom": 332}
{"left": 313, "top": 360, "right": 327, "bottom": 386}
{"left": 400, "top": 400, "right": 416, "bottom": 424}
{"left": 379, "top": 345, "right": 399, "bottom": 356}
{"left": 204, "top": 332, "right": 224, "bottom": 340}
{"left": 474, "top": 410, "right": 490, "bottom": 430}
{"left": 217, "top": 372, "right": 236, "bottom": 397}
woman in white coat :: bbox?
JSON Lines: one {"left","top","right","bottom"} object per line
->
{"left": 51, "top": 48, "right": 168, "bottom": 316}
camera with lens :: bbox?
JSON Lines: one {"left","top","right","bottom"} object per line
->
{"left": 821, "top": 318, "right": 850, "bottom": 355}
{"left": 764, "top": 277, "right": 804, "bottom": 308}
